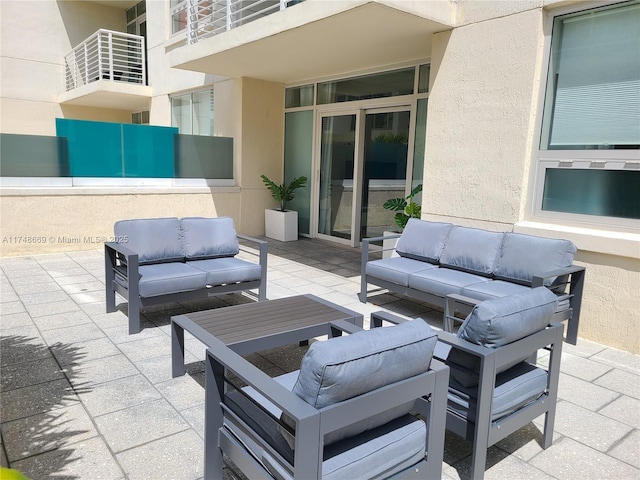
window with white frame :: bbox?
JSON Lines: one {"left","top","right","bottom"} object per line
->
{"left": 536, "top": 0, "right": 640, "bottom": 223}
{"left": 171, "top": 89, "right": 214, "bottom": 135}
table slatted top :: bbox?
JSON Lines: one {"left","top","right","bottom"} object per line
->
{"left": 174, "top": 295, "right": 359, "bottom": 346}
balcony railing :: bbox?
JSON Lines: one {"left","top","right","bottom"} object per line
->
{"left": 171, "top": 0, "right": 304, "bottom": 44}
{"left": 64, "top": 29, "right": 146, "bottom": 91}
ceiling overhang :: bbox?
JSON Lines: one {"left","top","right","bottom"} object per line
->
{"left": 169, "top": 2, "right": 453, "bottom": 84}
{"left": 58, "top": 81, "right": 152, "bottom": 111}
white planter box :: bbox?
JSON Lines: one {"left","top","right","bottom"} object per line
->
{"left": 265, "top": 209, "right": 298, "bottom": 242}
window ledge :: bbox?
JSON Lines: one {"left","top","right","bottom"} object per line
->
{"left": 514, "top": 221, "right": 640, "bottom": 259}
{"left": 0, "top": 185, "right": 240, "bottom": 196}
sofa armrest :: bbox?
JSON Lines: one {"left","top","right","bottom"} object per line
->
{"left": 360, "top": 234, "right": 402, "bottom": 303}
{"left": 370, "top": 310, "right": 410, "bottom": 328}
{"left": 237, "top": 234, "right": 268, "bottom": 301}
{"left": 104, "top": 241, "right": 139, "bottom": 285}
{"left": 104, "top": 241, "right": 140, "bottom": 325}
{"left": 105, "top": 241, "right": 138, "bottom": 260}
{"left": 435, "top": 322, "right": 564, "bottom": 372}
{"left": 444, "top": 294, "right": 479, "bottom": 332}
{"left": 531, "top": 264, "right": 585, "bottom": 288}
{"left": 533, "top": 265, "right": 585, "bottom": 345}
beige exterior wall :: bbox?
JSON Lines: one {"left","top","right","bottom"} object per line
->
{"left": 0, "top": 0, "right": 129, "bottom": 135}
{"left": 237, "top": 78, "right": 286, "bottom": 236}
{"left": 0, "top": 189, "right": 240, "bottom": 257}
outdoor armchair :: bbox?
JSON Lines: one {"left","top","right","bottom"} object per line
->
{"left": 203, "top": 318, "right": 450, "bottom": 480}
{"left": 372, "top": 287, "right": 564, "bottom": 480}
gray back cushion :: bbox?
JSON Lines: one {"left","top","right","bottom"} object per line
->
{"left": 180, "top": 217, "right": 239, "bottom": 260}
{"left": 293, "top": 318, "right": 437, "bottom": 409}
{"left": 114, "top": 218, "right": 184, "bottom": 265}
{"left": 396, "top": 219, "right": 453, "bottom": 263}
{"left": 494, "top": 233, "right": 577, "bottom": 286}
{"left": 448, "top": 287, "right": 558, "bottom": 387}
{"left": 439, "top": 226, "right": 505, "bottom": 275}
{"left": 458, "top": 287, "right": 558, "bottom": 348}
{"left": 287, "top": 319, "right": 436, "bottom": 446}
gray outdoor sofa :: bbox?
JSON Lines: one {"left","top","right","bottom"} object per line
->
{"left": 105, "top": 217, "right": 267, "bottom": 334}
{"left": 360, "top": 218, "right": 585, "bottom": 344}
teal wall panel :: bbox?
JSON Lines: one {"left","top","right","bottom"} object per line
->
{"left": 56, "top": 118, "right": 123, "bottom": 177}
{"left": 123, "top": 124, "right": 177, "bottom": 178}
{"left": 56, "top": 119, "right": 178, "bottom": 178}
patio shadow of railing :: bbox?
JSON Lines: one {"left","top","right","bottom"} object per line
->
{"left": 1, "top": 335, "right": 91, "bottom": 479}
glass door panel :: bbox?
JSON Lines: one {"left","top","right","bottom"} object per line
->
{"left": 360, "top": 110, "right": 410, "bottom": 239}
{"left": 318, "top": 114, "right": 357, "bottom": 241}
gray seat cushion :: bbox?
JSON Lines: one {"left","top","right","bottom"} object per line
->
{"left": 180, "top": 217, "right": 240, "bottom": 260}
{"left": 447, "top": 362, "right": 548, "bottom": 423}
{"left": 396, "top": 219, "right": 453, "bottom": 262}
{"left": 366, "top": 257, "right": 438, "bottom": 287}
{"left": 137, "top": 263, "right": 207, "bottom": 297}
{"left": 188, "top": 257, "right": 262, "bottom": 286}
{"left": 408, "top": 268, "right": 491, "bottom": 298}
{"left": 461, "top": 280, "right": 532, "bottom": 300}
{"left": 114, "top": 217, "right": 184, "bottom": 264}
{"left": 439, "top": 226, "right": 505, "bottom": 275}
{"left": 494, "top": 233, "right": 576, "bottom": 287}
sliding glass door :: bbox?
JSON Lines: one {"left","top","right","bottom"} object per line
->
{"left": 361, "top": 109, "right": 410, "bottom": 240}
{"left": 318, "top": 114, "right": 357, "bottom": 241}
{"left": 316, "top": 108, "right": 411, "bottom": 245}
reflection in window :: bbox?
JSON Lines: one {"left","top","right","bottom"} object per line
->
{"left": 317, "top": 67, "right": 415, "bottom": 105}
{"left": 542, "top": 168, "right": 640, "bottom": 219}
{"left": 541, "top": 1, "right": 640, "bottom": 150}
{"left": 171, "top": 89, "right": 214, "bottom": 136}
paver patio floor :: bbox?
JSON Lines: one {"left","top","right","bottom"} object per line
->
{"left": 1, "top": 237, "right": 638, "bottom": 479}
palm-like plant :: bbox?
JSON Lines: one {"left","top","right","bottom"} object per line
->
{"left": 260, "top": 174, "right": 307, "bottom": 212}
{"left": 383, "top": 184, "right": 423, "bottom": 229}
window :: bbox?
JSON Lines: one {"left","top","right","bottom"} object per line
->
{"left": 171, "top": 89, "right": 214, "bottom": 135}
{"left": 536, "top": 1, "right": 640, "bottom": 224}
{"left": 132, "top": 111, "right": 150, "bottom": 125}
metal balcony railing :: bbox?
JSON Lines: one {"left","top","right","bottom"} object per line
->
{"left": 64, "top": 29, "right": 146, "bottom": 91}
{"left": 171, "top": 0, "right": 304, "bottom": 44}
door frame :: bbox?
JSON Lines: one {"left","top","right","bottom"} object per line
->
{"left": 311, "top": 99, "right": 415, "bottom": 247}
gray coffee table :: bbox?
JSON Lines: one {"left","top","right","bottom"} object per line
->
{"left": 171, "top": 294, "right": 364, "bottom": 377}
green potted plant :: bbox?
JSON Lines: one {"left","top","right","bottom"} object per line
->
{"left": 383, "top": 184, "right": 422, "bottom": 229}
{"left": 381, "top": 184, "right": 422, "bottom": 258}
{"left": 261, "top": 174, "right": 307, "bottom": 241}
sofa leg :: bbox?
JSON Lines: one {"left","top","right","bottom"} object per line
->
{"left": 128, "top": 302, "right": 141, "bottom": 334}
{"left": 106, "top": 287, "right": 116, "bottom": 313}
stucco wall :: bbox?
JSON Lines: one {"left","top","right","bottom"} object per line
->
{"left": 0, "top": 0, "right": 129, "bottom": 135}
{"left": 237, "top": 78, "right": 285, "bottom": 236}
{"left": 0, "top": 190, "right": 241, "bottom": 257}
{"left": 425, "top": 8, "right": 543, "bottom": 225}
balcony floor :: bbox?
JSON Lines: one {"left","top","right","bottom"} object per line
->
{"left": 1, "top": 238, "right": 638, "bottom": 479}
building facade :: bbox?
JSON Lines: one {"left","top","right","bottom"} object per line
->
{"left": 1, "top": 0, "right": 638, "bottom": 353}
